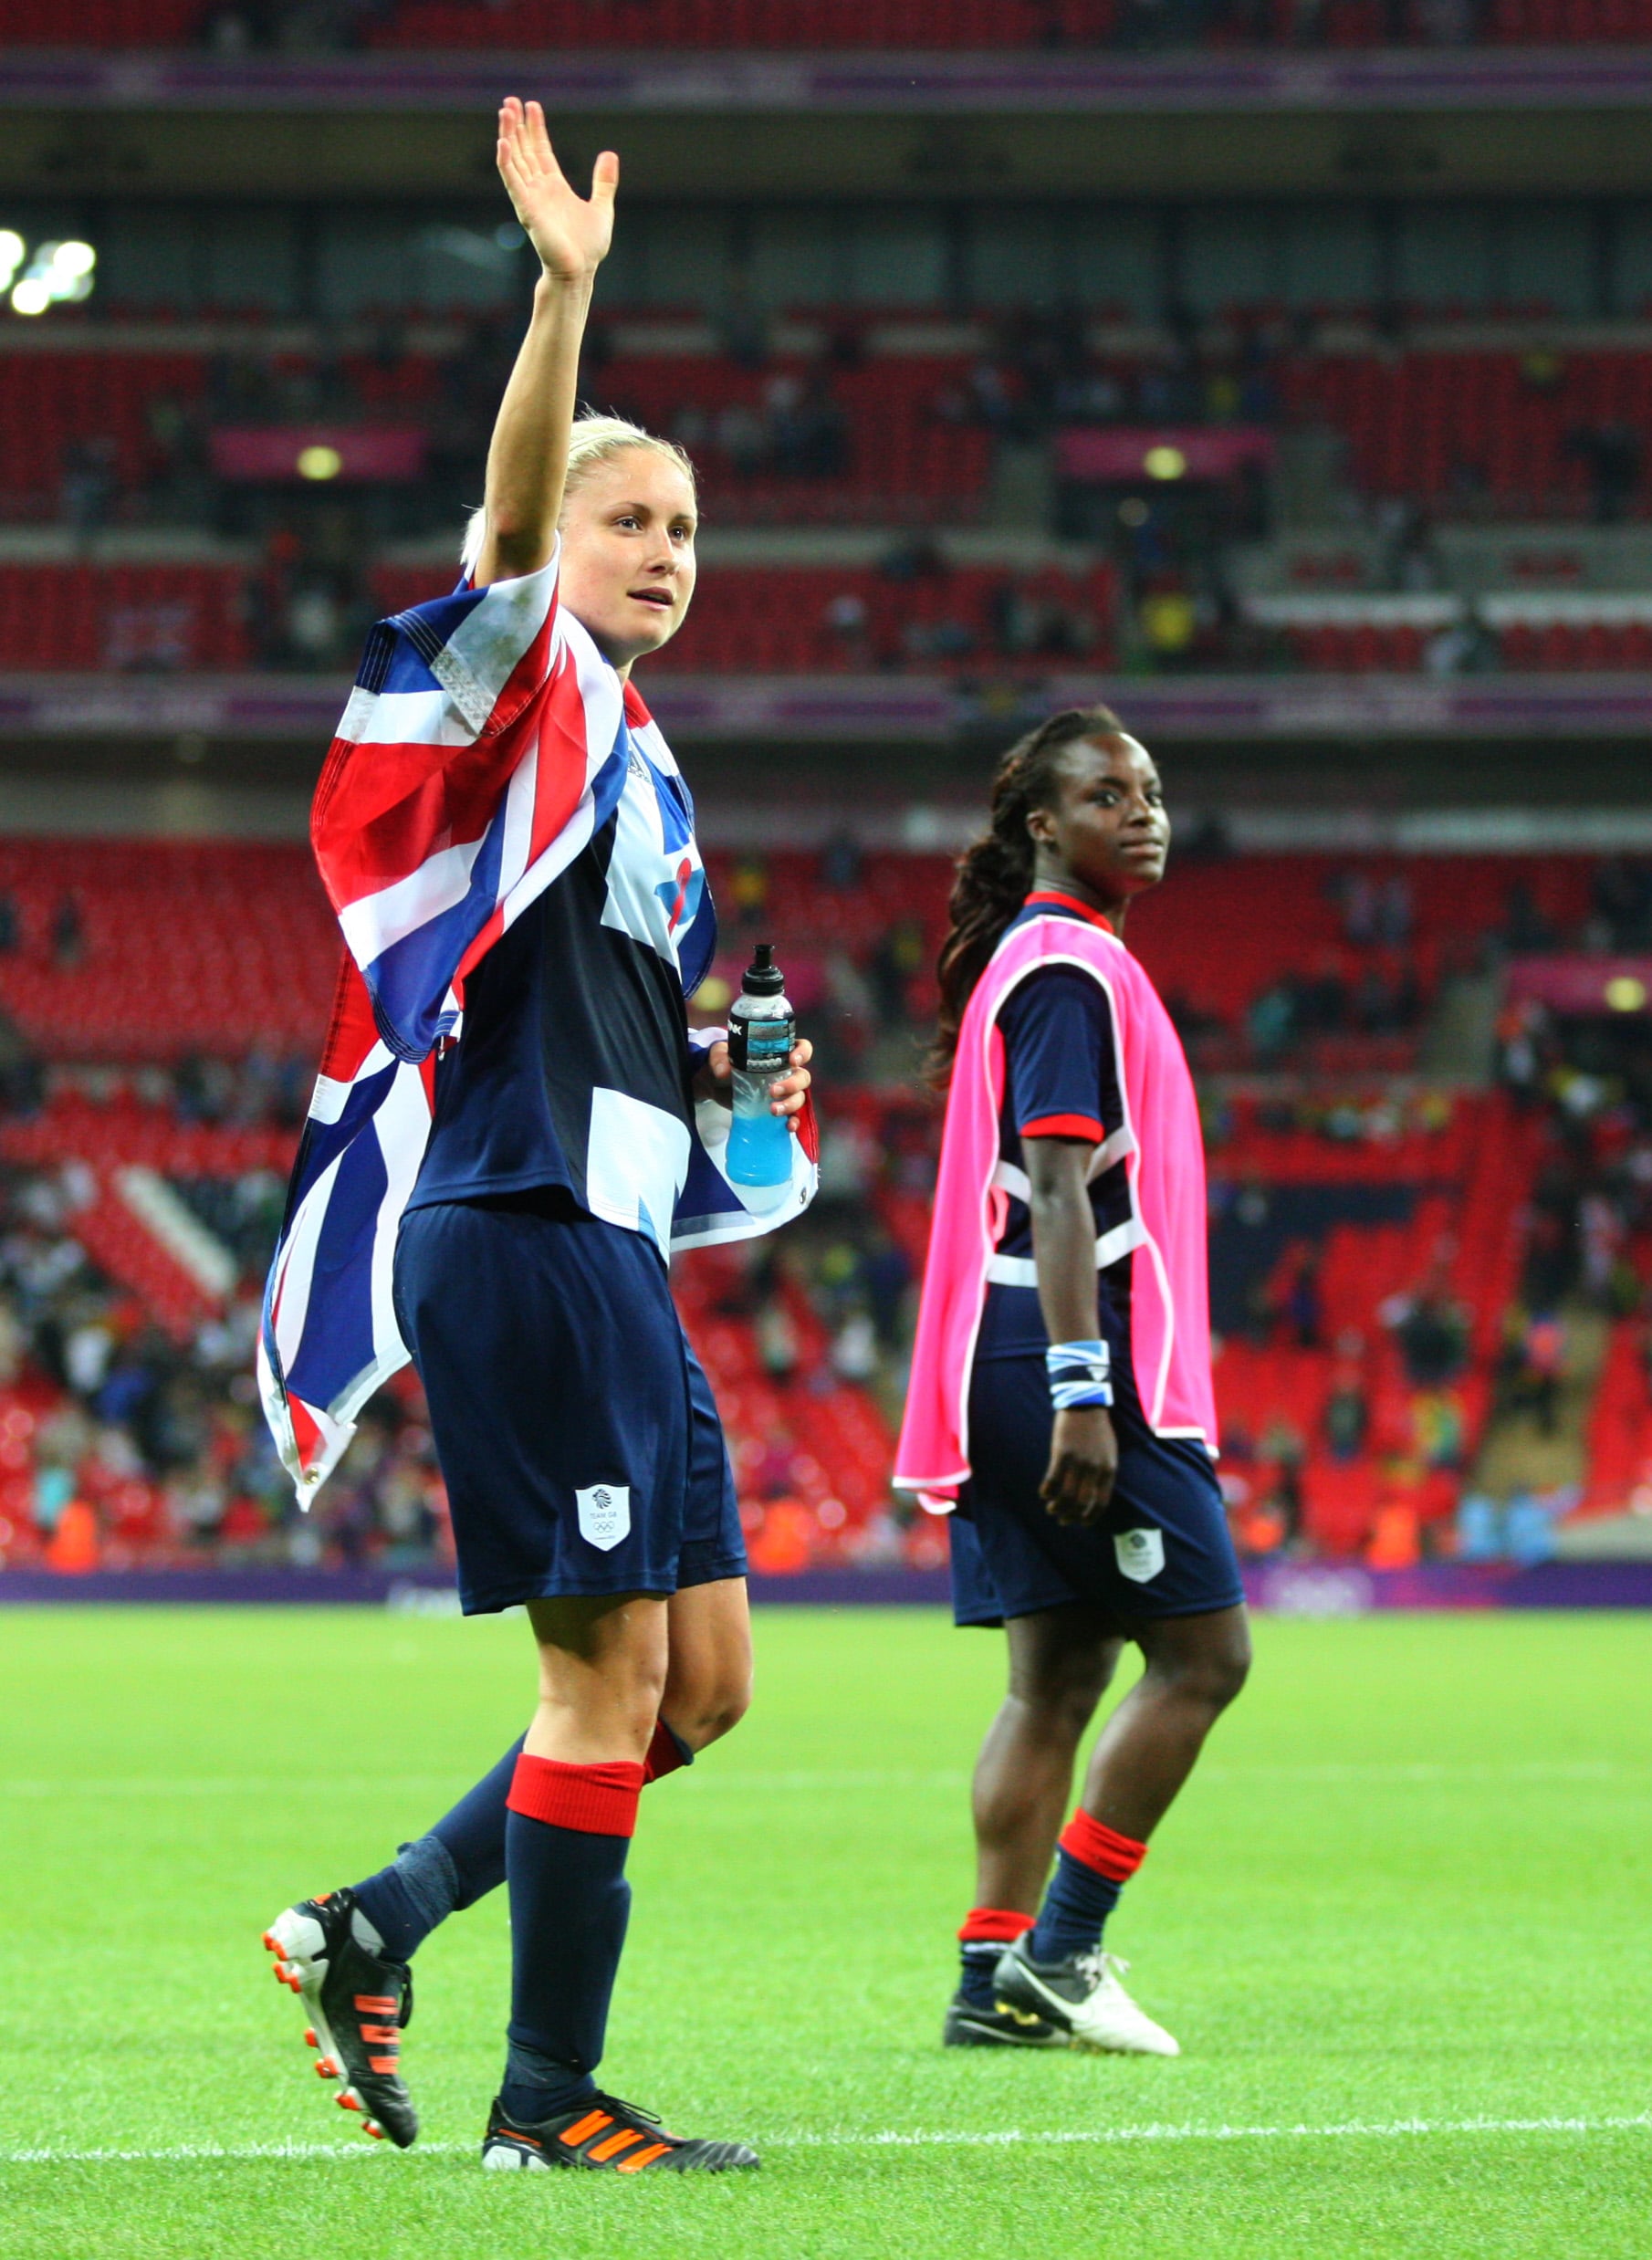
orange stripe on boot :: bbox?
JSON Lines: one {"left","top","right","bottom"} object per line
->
{"left": 615, "top": 2141, "right": 674, "bottom": 2172}
{"left": 588, "top": 2128, "right": 648, "bottom": 2162}
{"left": 559, "top": 2109, "right": 614, "bottom": 2148}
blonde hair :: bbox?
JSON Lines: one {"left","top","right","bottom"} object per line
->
{"left": 460, "top": 412, "right": 696, "bottom": 579}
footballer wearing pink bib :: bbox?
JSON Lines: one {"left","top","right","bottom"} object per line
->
{"left": 895, "top": 707, "right": 1249, "bottom": 2057}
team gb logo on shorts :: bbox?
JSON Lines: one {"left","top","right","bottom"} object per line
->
{"left": 1114, "top": 1527, "right": 1166, "bottom": 1584}
{"left": 577, "top": 1484, "right": 633, "bottom": 1552}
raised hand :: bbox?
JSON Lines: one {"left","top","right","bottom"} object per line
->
{"left": 496, "top": 97, "right": 617, "bottom": 284}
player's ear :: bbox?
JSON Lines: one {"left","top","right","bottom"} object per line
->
{"left": 1026, "top": 803, "right": 1057, "bottom": 847}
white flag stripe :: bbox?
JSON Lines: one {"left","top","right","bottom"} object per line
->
{"left": 309, "top": 1042, "right": 392, "bottom": 1126}
{"left": 338, "top": 835, "right": 490, "bottom": 970}
{"left": 339, "top": 685, "right": 474, "bottom": 752}
{"left": 443, "top": 546, "right": 561, "bottom": 710}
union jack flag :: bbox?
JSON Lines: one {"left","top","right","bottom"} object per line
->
{"left": 258, "top": 549, "right": 816, "bottom": 1503}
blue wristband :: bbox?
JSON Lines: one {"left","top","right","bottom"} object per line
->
{"left": 1046, "top": 1337, "right": 1113, "bottom": 1410}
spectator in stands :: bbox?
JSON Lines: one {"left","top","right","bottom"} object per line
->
{"left": 727, "top": 853, "right": 769, "bottom": 931}
{"left": 716, "top": 401, "right": 769, "bottom": 477}
{"left": 1281, "top": 1248, "right": 1324, "bottom": 1349}
{"left": 1425, "top": 612, "right": 1499, "bottom": 678}
{"left": 1385, "top": 1287, "right": 1469, "bottom": 1388}
{"left": 50, "top": 895, "right": 85, "bottom": 971}
{"left": 818, "top": 829, "right": 864, "bottom": 893}
{"left": 869, "top": 915, "right": 926, "bottom": 1028}
{"left": 1517, "top": 1310, "right": 1566, "bottom": 1436}
{"left": 60, "top": 435, "right": 117, "bottom": 549}
{"left": 1503, "top": 878, "right": 1557, "bottom": 953}
{"left": 822, "top": 590, "right": 872, "bottom": 669}
{"left": 1566, "top": 422, "right": 1643, "bottom": 526}
{"left": 715, "top": 272, "right": 769, "bottom": 371}
{"left": 1323, "top": 1354, "right": 1370, "bottom": 1462}
{"left": 1591, "top": 858, "right": 1652, "bottom": 951}
{"left": 1137, "top": 580, "right": 1199, "bottom": 671}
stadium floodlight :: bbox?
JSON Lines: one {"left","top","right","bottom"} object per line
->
{"left": 1144, "top": 445, "right": 1187, "bottom": 481}
{"left": 297, "top": 444, "right": 343, "bottom": 481}
{"left": 8, "top": 239, "right": 97, "bottom": 313}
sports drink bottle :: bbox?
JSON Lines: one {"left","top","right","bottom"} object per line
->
{"left": 726, "top": 942, "right": 796, "bottom": 1188}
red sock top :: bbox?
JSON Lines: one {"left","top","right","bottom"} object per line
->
{"left": 1059, "top": 1810, "right": 1148, "bottom": 1883}
{"left": 507, "top": 1753, "right": 644, "bottom": 1836}
{"left": 641, "top": 1718, "right": 689, "bottom": 1786}
{"left": 957, "top": 1906, "right": 1035, "bottom": 1944}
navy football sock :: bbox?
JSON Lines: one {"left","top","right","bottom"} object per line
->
{"left": 957, "top": 1908, "right": 1032, "bottom": 2008}
{"left": 350, "top": 1734, "right": 527, "bottom": 1962}
{"left": 958, "top": 1942, "right": 1002, "bottom": 2009}
{"left": 497, "top": 1753, "right": 643, "bottom": 2125}
{"left": 1028, "top": 1813, "right": 1147, "bottom": 1964}
{"left": 350, "top": 1720, "right": 691, "bottom": 1970}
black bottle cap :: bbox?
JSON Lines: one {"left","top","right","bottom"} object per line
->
{"left": 742, "top": 941, "right": 785, "bottom": 997}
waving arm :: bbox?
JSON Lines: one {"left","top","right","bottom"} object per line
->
{"left": 472, "top": 99, "right": 618, "bottom": 590}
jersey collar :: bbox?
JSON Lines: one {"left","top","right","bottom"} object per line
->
{"left": 1024, "top": 888, "right": 1114, "bottom": 935}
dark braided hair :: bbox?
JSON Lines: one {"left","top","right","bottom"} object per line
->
{"left": 929, "top": 705, "right": 1126, "bottom": 1085}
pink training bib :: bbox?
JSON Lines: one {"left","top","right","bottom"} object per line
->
{"left": 894, "top": 909, "right": 1217, "bottom": 1505}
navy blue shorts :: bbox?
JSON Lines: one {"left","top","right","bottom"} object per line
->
{"left": 393, "top": 1195, "right": 746, "bottom": 1617}
{"left": 949, "top": 1335, "right": 1243, "bottom": 1630}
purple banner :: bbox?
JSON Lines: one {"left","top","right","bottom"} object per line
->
{"left": 1057, "top": 426, "right": 1275, "bottom": 482}
{"left": 208, "top": 426, "right": 427, "bottom": 484}
{"left": 5, "top": 666, "right": 1652, "bottom": 746}
{"left": 1506, "top": 955, "right": 1652, "bottom": 1014}
{"left": 8, "top": 48, "right": 1652, "bottom": 116}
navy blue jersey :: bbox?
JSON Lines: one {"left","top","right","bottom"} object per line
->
{"left": 976, "top": 892, "right": 1137, "bottom": 1361}
{"left": 408, "top": 724, "right": 716, "bottom": 1253}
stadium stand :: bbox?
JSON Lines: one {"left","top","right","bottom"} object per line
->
{"left": 0, "top": 825, "right": 1636, "bottom": 1575}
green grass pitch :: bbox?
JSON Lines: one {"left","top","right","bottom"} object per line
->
{"left": 1, "top": 1605, "right": 1648, "bottom": 2259}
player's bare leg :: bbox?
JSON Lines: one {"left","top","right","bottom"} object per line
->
{"left": 972, "top": 1606, "right": 1124, "bottom": 1910}
{"left": 661, "top": 1576, "right": 753, "bottom": 1752}
{"left": 947, "top": 1606, "right": 1123, "bottom": 2045}
{"left": 1074, "top": 1605, "right": 1251, "bottom": 1841}
{"left": 480, "top": 1590, "right": 757, "bottom": 2171}
{"left": 995, "top": 1605, "right": 1250, "bottom": 2053}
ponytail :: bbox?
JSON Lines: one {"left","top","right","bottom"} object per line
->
{"left": 929, "top": 705, "right": 1124, "bottom": 1086}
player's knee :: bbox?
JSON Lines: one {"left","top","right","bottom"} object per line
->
{"left": 1014, "top": 1652, "right": 1112, "bottom": 1743}
{"left": 1168, "top": 1631, "right": 1250, "bottom": 1717}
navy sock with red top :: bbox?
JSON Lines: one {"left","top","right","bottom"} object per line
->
{"left": 349, "top": 1720, "right": 691, "bottom": 1965}
{"left": 957, "top": 1906, "right": 1034, "bottom": 2008}
{"left": 497, "top": 1753, "right": 644, "bottom": 2125}
{"left": 1027, "top": 1812, "right": 1148, "bottom": 1965}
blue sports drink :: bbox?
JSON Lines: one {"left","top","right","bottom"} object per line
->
{"left": 726, "top": 942, "right": 796, "bottom": 1188}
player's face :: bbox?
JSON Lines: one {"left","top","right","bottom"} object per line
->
{"left": 1030, "top": 733, "right": 1170, "bottom": 906}
{"left": 558, "top": 450, "right": 698, "bottom": 672}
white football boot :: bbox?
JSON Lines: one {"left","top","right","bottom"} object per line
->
{"left": 993, "top": 1937, "right": 1180, "bottom": 2056}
